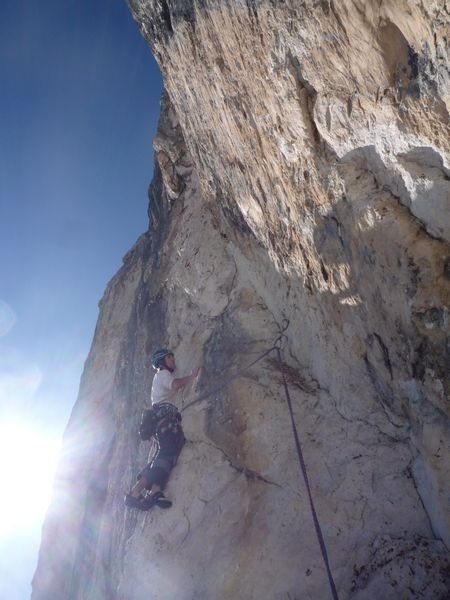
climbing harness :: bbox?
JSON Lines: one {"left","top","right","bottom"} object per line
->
{"left": 182, "top": 319, "right": 339, "bottom": 599}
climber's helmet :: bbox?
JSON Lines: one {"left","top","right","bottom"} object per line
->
{"left": 151, "top": 348, "right": 174, "bottom": 370}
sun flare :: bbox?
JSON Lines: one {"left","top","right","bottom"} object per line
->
{"left": 0, "top": 422, "right": 60, "bottom": 536}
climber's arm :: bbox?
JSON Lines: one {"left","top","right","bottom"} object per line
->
{"left": 171, "top": 366, "right": 201, "bottom": 390}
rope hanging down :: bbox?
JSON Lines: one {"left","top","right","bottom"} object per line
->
{"left": 275, "top": 346, "right": 339, "bottom": 600}
{"left": 182, "top": 322, "right": 339, "bottom": 599}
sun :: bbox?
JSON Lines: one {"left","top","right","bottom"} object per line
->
{"left": 0, "top": 422, "right": 61, "bottom": 537}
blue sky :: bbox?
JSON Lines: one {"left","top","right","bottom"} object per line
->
{"left": 0, "top": 1, "right": 162, "bottom": 597}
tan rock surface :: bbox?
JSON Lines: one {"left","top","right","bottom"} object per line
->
{"left": 33, "top": 2, "right": 450, "bottom": 599}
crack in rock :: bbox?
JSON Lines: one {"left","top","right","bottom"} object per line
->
{"left": 189, "top": 438, "right": 281, "bottom": 487}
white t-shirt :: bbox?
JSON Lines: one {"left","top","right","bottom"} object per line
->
{"left": 151, "top": 369, "right": 177, "bottom": 405}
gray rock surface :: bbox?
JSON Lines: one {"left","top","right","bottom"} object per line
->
{"left": 33, "top": 2, "right": 450, "bottom": 599}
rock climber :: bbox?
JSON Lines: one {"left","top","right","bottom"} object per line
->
{"left": 125, "top": 348, "right": 201, "bottom": 511}
{"left": 150, "top": 348, "right": 201, "bottom": 406}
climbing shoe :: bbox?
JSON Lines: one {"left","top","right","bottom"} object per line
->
{"left": 125, "top": 492, "right": 172, "bottom": 511}
{"left": 124, "top": 494, "right": 146, "bottom": 509}
{"left": 125, "top": 494, "right": 157, "bottom": 511}
{"left": 152, "top": 491, "right": 172, "bottom": 509}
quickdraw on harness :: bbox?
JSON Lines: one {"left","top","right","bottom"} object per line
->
{"left": 182, "top": 320, "right": 339, "bottom": 600}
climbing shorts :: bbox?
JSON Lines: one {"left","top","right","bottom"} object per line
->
{"left": 137, "top": 433, "right": 185, "bottom": 490}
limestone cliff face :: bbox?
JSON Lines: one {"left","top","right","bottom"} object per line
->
{"left": 33, "top": 2, "right": 450, "bottom": 599}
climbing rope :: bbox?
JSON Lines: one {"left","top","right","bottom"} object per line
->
{"left": 275, "top": 346, "right": 339, "bottom": 600}
{"left": 181, "top": 319, "right": 289, "bottom": 413}
{"left": 182, "top": 320, "right": 339, "bottom": 599}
